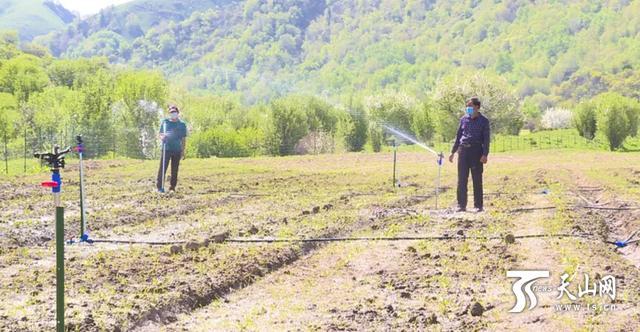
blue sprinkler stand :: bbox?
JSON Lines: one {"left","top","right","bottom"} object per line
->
{"left": 75, "top": 135, "right": 89, "bottom": 241}
{"left": 614, "top": 240, "right": 627, "bottom": 248}
{"left": 614, "top": 230, "right": 639, "bottom": 248}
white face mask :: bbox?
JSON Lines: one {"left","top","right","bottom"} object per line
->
{"left": 170, "top": 112, "right": 179, "bottom": 120}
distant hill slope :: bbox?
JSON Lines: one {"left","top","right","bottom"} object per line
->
{"left": 36, "top": 0, "right": 640, "bottom": 105}
{"left": 0, "top": 0, "right": 75, "bottom": 41}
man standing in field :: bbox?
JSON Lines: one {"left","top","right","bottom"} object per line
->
{"left": 157, "top": 105, "right": 187, "bottom": 192}
{"left": 448, "top": 97, "right": 490, "bottom": 212}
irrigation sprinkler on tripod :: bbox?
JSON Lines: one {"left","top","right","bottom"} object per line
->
{"left": 436, "top": 152, "right": 444, "bottom": 210}
{"left": 74, "top": 135, "right": 90, "bottom": 242}
{"left": 386, "top": 138, "right": 398, "bottom": 187}
{"left": 159, "top": 121, "right": 167, "bottom": 193}
{"left": 382, "top": 125, "right": 445, "bottom": 209}
{"left": 34, "top": 145, "right": 71, "bottom": 332}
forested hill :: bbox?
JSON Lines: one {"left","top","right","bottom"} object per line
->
{"left": 0, "top": 0, "right": 75, "bottom": 41}
{"left": 35, "top": 0, "right": 640, "bottom": 105}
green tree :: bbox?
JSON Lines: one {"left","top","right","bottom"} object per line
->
{"left": 592, "top": 93, "right": 640, "bottom": 150}
{"left": 343, "top": 105, "right": 369, "bottom": 152}
{"left": 0, "top": 93, "right": 19, "bottom": 162}
{"left": 434, "top": 73, "right": 522, "bottom": 140}
{"left": 411, "top": 101, "right": 436, "bottom": 142}
{"left": 495, "top": 53, "right": 514, "bottom": 74}
{"left": 305, "top": 96, "right": 339, "bottom": 133}
{"left": 47, "top": 58, "right": 109, "bottom": 88}
{"left": 369, "top": 124, "right": 383, "bottom": 153}
{"left": 0, "top": 30, "right": 20, "bottom": 60}
{"left": 0, "top": 54, "right": 49, "bottom": 102}
{"left": 27, "top": 86, "right": 83, "bottom": 145}
{"left": 77, "top": 69, "right": 116, "bottom": 157}
{"left": 268, "top": 96, "right": 309, "bottom": 155}
{"left": 573, "top": 101, "right": 597, "bottom": 140}
{"left": 521, "top": 99, "right": 542, "bottom": 131}
{"left": 365, "top": 92, "right": 417, "bottom": 135}
{"left": 114, "top": 70, "right": 168, "bottom": 158}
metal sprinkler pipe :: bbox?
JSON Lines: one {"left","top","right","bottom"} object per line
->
{"left": 35, "top": 145, "right": 70, "bottom": 332}
{"left": 160, "top": 121, "right": 167, "bottom": 193}
{"left": 436, "top": 152, "right": 444, "bottom": 209}
{"left": 388, "top": 138, "right": 397, "bottom": 188}
{"left": 381, "top": 124, "right": 446, "bottom": 209}
{"left": 75, "top": 136, "right": 87, "bottom": 240}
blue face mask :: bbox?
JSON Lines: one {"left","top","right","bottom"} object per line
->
{"left": 170, "top": 112, "right": 179, "bottom": 120}
{"left": 466, "top": 107, "right": 474, "bottom": 116}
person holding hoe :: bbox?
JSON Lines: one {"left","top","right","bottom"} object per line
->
{"left": 449, "top": 97, "right": 490, "bottom": 212}
{"left": 157, "top": 105, "right": 187, "bottom": 193}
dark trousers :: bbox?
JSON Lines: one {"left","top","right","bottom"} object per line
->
{"left": 157, "top": 150, "right": 181, "bottom": 190}
{"left": 457, "top": 145, "right": 483, "bottom": 209}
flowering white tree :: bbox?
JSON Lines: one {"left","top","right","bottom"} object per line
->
{"left": 541, "top": 108, "right": 573, "bottom": 129}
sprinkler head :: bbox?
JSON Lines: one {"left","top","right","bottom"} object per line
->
{"left": 34, "top": 146, "right": 70, "bottom": 169}
{"left": 386, "top": 138, "right": 396, "bottom": 147}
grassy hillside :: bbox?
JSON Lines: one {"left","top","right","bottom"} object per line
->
{"left": 0, "top": 0, "right": 74, "bottom": 41}
{"left": 34, "top": 0, "right": 640, "bottom": 105}
{"left": 36, "top": 0, "right": 237, "bottom": 57}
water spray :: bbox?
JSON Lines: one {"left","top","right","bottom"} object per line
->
{"left": 34, "top": 145, "right": 71, "bottom": 332}
{"left": 382, "top": 125, "right": 445, "bottom": 209}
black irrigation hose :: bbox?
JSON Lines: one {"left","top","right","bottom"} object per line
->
{"left": 575, "top": 205, "right": 640, "bottom": 211}
{"left": 85, "top": 233, "right": 605, "bottom": 246}
{"left": 508, "top": 205, "right": 640, "bottom": 212}
{"left": 87, "top": 239, "right": 187, "bottom": 245}
{"left": 225, "top": 233, "right": 597, "bottom": 243}
{"left": 509, "top": 206, "right": 557, "bottom": 212}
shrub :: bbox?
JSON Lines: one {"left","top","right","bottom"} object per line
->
{"left": 369, "top": 124, "right": 383, "bottom": 152}
{"left": 190, "top": 125, "right": 262, "bottom": 158}
{"left": 343, "top": 105, "right": 369, "bottom": 152}
{"left": 268, "top": 96, "right": 309, "bottom": 155}
{"left": 364, "top": 92, "right": 417, "bottom": 135}
{"left": 591, "top": 92, "right": 640, "bottom": 150}
{"left": 573, "top": 102, "right": 597, "bottom": 139}
{"left": 411, "top": 101, "right": 436, "bottom": 142}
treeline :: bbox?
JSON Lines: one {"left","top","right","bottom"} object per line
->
{"left": 0, "top": 31, "right": 167, "bottom": 158}
{"left": 2, "top": 31, "right": 638, "bottom": 163}
{"left": 1, "top": 31, "right": 526, "bottom": 159}
{"left": 164, "top": 72, "right": 528, "bottom": 158}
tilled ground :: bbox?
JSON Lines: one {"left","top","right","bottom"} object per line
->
{"left": 1, "top": 151, "right": 639, "bottom": 331}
